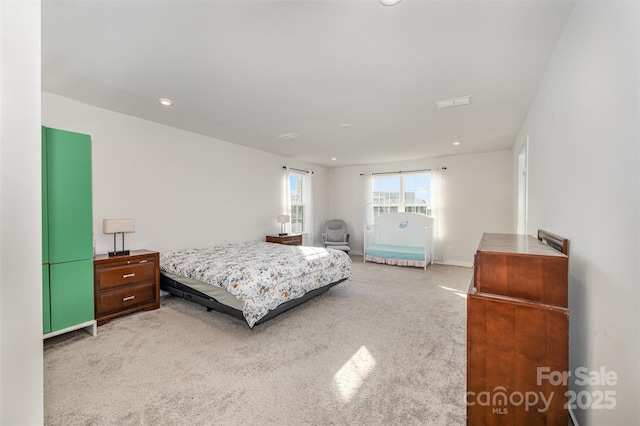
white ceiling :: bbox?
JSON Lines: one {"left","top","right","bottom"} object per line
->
{"left": 42, "top": 0, "right": 575, "bottom": 168}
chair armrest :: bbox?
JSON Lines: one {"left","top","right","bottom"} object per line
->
{"left": 344, "top": 233, "right": 350, "bottom": 243}
{"left": 322, "top": 233, "right": 328, "bottom": 245}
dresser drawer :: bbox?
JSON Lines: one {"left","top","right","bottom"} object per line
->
{"left": 95, "top": 281, "right": 156, "bottom": 316}
{"left": 95, "top": 261, "right": 156, "bottom": 291}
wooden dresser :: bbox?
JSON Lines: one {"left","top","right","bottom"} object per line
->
{"left": 94, "top": 249, "right": 160, "bottom": 326}
{"left": 266, "top": 234, "right": 302, "bottom": 246}
{"left": 467, "top": 233, "right": 569, "bottom": 425}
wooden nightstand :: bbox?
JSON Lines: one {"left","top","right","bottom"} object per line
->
{"left": 93, "top": 249, "right": 160, "bottom": 326}
{"left": 266, "top": 234, "right": 303, "bottom": 246}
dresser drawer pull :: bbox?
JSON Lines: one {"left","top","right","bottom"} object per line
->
{"left": 122, "top": 273, "right": 135, "bottom": 279}
{"left": 123, "top": 296, "right": 135, "bottom": 302}
{"left": 139, "top": 260, "right": 148, "bottom": 263}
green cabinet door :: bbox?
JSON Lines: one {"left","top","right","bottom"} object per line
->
{"left": 42, "top": 127, "right": 49, "bottom": 264}
{"left": 45, "top": 128, "right": 92, "bottom": 264}
{"left": 43, "top": 127, "right": 95, "bottom": 335}
{"left": 50, "top": 260, "right": 94, "bottom": 331}
{"left": 43, "top": 265, "right": 51, "bottom": 333}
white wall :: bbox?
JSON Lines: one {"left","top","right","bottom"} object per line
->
{"left": 42, "top": 92, "right": 330, "bottom": 254}
{"left": 0, "top": 1, "right": 44, "bottom": 424}
{"left": 513, "top": 1, "right": 639, "bottom": 424}
{"left": 328, "top": 150, "right": 513, "bottom": 265}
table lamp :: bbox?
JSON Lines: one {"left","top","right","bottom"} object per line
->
{"left": 278, "top": 215, "right": 290, "bottom": 236}
{"left": 103, "top": 218, "right": 135, "bottom": 257}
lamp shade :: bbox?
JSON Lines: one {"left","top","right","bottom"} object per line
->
{"left": 103, "top": 218, "right": 135, "bottom": 234}
{"left": 277, "top": 215, "right": 291, "bottom": 224}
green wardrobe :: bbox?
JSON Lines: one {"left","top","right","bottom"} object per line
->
{"left": 42, "top": 127, "right": 96, "bottom": 337}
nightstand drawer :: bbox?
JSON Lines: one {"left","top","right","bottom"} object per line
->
{"left": 266, "top": 234, "right": 302, "bottom": 246}
{"left": 280, "top": 236, "right": 301, "bottom": 245}
{"left": 95, "top": 261, "right": 156, "bottom": 291}
{"left": 95, "top": 282, "right": 156, "bottom": 316}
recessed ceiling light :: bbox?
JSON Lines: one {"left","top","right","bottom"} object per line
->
{"left": 380, "top": 0, "right": 401, "bottom": 6}
{"left": 278, "top": 132, "right": 299, "bottom": 140}
{"left": 340, "top": 124, "right": 351, "bottom": 129}
{"left": 331, "top": 157, "right": 337, "bottom": 161}
{"left": 158, "top": 98, "right": 173, "bottom": 106}
{"left": 453, "top": 141, "right": 461, "bottom": 146}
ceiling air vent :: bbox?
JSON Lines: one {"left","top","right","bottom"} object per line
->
{"left": 436, "top": 95, "right": 472, "bottom": 110}
{"left": 278, "top": 133, "right": 299, "bottom": 140}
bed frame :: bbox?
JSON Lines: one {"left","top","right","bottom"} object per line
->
{"left": 363, "top": 212, "right": 434, "bottom": 269}
{"left": 161, "top": 274, "right": 348, "bottom": 327}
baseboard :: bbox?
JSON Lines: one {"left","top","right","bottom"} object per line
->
{"left": 433, "top": 260, "right": 474, "bottom": 268}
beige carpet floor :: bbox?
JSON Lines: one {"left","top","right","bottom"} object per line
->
{"left": 44, "top": 256, "right": 472, "bottom": 425}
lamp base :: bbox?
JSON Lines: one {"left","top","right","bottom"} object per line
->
{"left": 108, "top": 250, "right": 130, "bottom": 257}
{"left": 279, "top": 233, "right": 288, "bottom": 236}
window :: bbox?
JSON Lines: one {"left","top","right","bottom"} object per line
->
{"left": 373, "top": 173, "right": 431, "bottom": 217}
{"left": 289, "top": 172, "right": 305, "bottom": 233}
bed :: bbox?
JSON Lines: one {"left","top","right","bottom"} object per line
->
{"left": 363, "top": 212, "right": 434, "bottom": 269}
{"left": 159, "top": 241, "right": 351, "bottom": 327}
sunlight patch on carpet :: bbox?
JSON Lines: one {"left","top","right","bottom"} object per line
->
{"left": 334, "top": 345, "right": 377, "bottom": 403}
{"left": 438, "top": 284, "right": 467, "bottom": 299}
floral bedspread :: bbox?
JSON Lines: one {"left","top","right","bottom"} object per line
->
{"left": 160, "top": 242, "right": 351, "bottom": 327}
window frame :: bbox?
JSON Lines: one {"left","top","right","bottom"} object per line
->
{"left": 372, "top": 172, "right": 431, "bottom": 217}
{"left": 289, "top": 171, "right": 306, "bottom": 234}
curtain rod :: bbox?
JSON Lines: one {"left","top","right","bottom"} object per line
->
{"left": 359, "top": 167, "right": 446, "bottom": 176}
{"left": 283, "top": 166, "right": 313, "bottom": 174}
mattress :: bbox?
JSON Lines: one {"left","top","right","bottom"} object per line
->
{"left": 364, "top": 244, "right": 425, "bottom": 261}
{"left": 161, "top": 270, "right": 244, "bottom": 311}
{"left": 160, "top": 242, "right": 351, "bottom": 327}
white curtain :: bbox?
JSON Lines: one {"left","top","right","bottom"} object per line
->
{"left": 282, "top": 167, "right": 313, "bottom": 245}
{"left": 363, "top": 172, "right": 374, "bottom": 252}
{"left": 282, "top": 167, "right": 291, "bottom": 235}
{"left": 304, "top": 172, "right": 314, "bottom": 246}
{"left": 363, "top": 172, "right": 374, "bottom": 226}
{"left": 431, "top": 167, "right": 445, "bottom": 263}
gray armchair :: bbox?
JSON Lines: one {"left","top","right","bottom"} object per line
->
{"left": 322, "top": 219, "right": 350, "bottom": 253}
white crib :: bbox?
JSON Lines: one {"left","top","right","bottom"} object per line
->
{"left": 363, "top": 212, "right": 434, "bottom": 270}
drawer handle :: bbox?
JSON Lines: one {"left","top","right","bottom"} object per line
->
{"left": 139, "top": 260, "right": 148, "bottom": 264}
{"left": 123, "top": 296, "right": 135, "bottom": 302}
{"left": 122, "top": 273, "right": 136, "bottom": 279}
